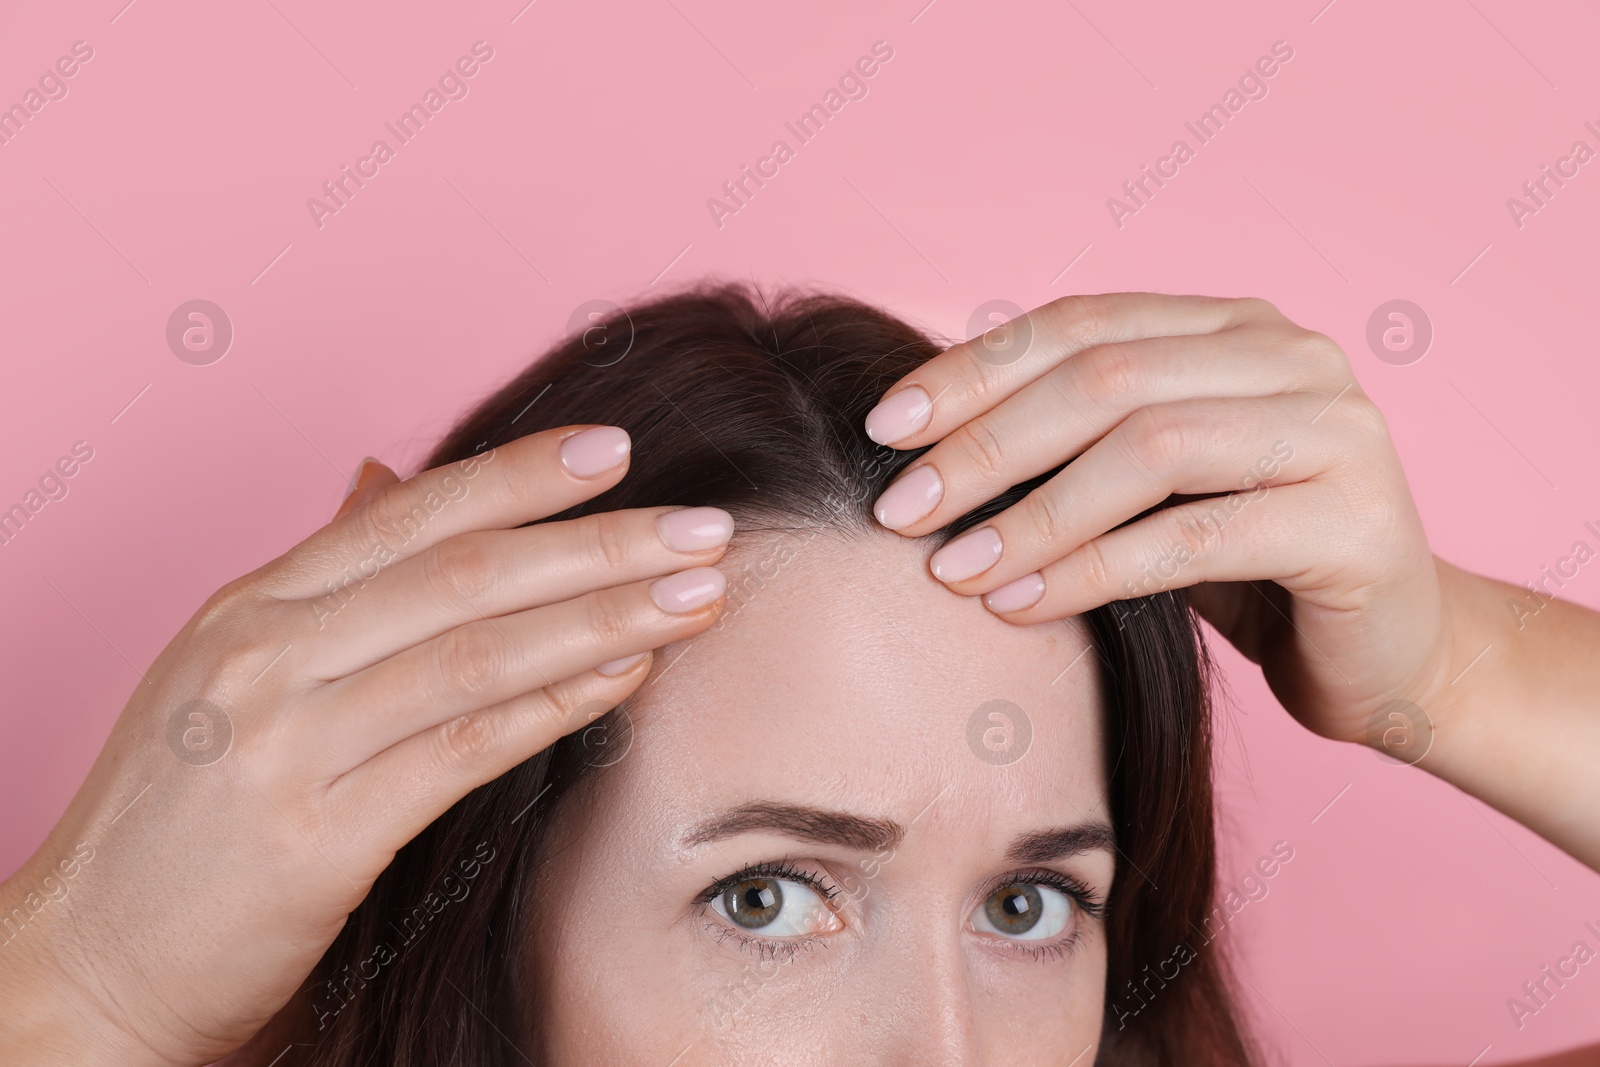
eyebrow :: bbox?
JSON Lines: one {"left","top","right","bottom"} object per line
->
{"left": 1004, "top": 822, "right": 1118, "bottom": 865}
{"left": 681, "top": 800, "right": 1117, "bottom": 864}
{"left": 683, "top": 801, "right": 903, "bottom": 853}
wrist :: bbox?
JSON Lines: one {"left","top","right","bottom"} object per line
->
{"left": 1410, "top": 557, "right": 1502, "bottom": 748}
{"left": 1408, "top": 557, "right": 1529, "bottom": 760}
{"left": 0, "top": 869, "right": 169, "bottom": 1067}
{"left": 0, "top": 896, "right": 97, "bottom": 1064}
{"left": 1346, "top": 556, "right": 1486, "bottom": 766}
{"left": 1392, "top": 556, "right": 1600, "bottom": 871}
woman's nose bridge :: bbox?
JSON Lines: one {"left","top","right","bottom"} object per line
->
{"left": 852, "top": 919, "right": 983, "bottom": 1065}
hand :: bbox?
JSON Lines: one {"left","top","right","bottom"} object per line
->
{"left": 862, "top": 293, "right": 1449, "bottom": 749}
{"left": 0, "top": 426, "right": 734, "bottom": 1066}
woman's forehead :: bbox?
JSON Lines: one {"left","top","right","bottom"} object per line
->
{"left": 601, "top": 532, "right": 1109, "bottom": 841}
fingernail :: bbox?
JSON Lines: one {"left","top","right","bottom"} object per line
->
{"left": 343, "top": 456, "right": 380, "bottom": 502}
{"left": 649, "top": 567, "right": 726, "bottom": 613}
{"left": 865, "top": 385, "right": 933, "bottom": 445}
{"left": 930, "top": 526, "right": 1003, "bottom": 582}
{"left": 334, "top": 456, "right": 384, "bottom": 518}
{"left": 597, "top": 652, "right": 647, "bottom": 676}
{"left": 872, "top": 465, "right": 942, "bottom": 531}
{"left": 560, "top": 426, "right": 631, "bottom": 478}
{"left": 983, "top": 572, "right": 1045, "bottom": 613}
{"left": 656, "top": 507, "right": 735, "bottom": 553}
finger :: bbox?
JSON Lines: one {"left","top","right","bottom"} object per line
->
{"left": 308, "top": 567, "right": 726, "bottom": 768}
{"left": 925, "top": 394, "right": 1348, "bottom": 595}
{"left": 978, "top": 483, "right": 1329, "bottom": 623}
{"left": 863, "top": 293, "right": 1271, "bottom": 450}
{"left": 871, "top": 326, "right": 1350, "bottom": 535}
{"left": 261, "top": 425, "right": 635, "bottom": 598}
{"left": 332, "top": 458, "right": 401, "bottom": 521}
{"left": 298, "top": 506, "right": 735, "bottom": 679}
{"left": 333, "top": 652, "right": 653, "bottom": 854}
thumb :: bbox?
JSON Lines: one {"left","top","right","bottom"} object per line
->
{"left": 333, "top": 456, "right": 401, "bottom": 520}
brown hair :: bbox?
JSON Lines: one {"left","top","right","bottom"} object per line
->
{"left": 293, "top": 282, "right": 1257, "bottom": 1065}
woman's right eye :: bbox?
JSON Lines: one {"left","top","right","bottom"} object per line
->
{"left": 709, "top": 875, "right": 842, "bottom": 938}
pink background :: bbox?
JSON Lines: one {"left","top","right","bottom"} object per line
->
{"left": 3, "top": 0, "right": 1598, "bottom": 1062}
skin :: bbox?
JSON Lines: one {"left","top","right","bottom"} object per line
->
{"left": 0, "top": 291, "right": 1597, "bottom": 1064}
{"left": 866, "top": 293, "right": 1600, "bottom": 874}
{"left": 524, "top": 533, "right": 1112, "bottom": 1065}
{"left": 0, "top": 426, "right": 734, "bottom": 1065}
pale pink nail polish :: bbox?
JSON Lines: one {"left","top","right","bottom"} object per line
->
{"left": 983, "top": 572, "right": 1045, "bottom": 613}
{"left": 656, "top": 507, "right": 734, "bottom": 552}
{"left": 560, "top": 426, "right": 631, "bottom": 477}
{"left": 865, "top": 385, "right": 933, "bottom": 445}
{"left": 930, "top": 527, "right": 1003, "bottom": 582}
{"left": 649, "top": 567, "right": 726, "bottom": 613}
{"left": 872, "top": 465, "right": 943, "bottom": 531}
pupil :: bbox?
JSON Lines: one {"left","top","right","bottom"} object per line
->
{"left": 986, "top": 884, "right": 1043, "bottom": 934}
{"left": 724, "top": 877, "right": 783, "bottom": 929}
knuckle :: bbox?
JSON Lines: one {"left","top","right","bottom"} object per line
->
{"left": 435, "top": 712, "right": 500, "bottom": 768}
{"left": 1235, "top": 295, "right": 1282, "bottom": 322}
{"left": 185, "top": 581, "right": 305, "bottom": 696}
{"left": 545, "top": 685, "right": 608, "bottom": 737}
{"left": 1076, "top": 343, "right": 1143, "bottom": 411}
{"left": 434, "top": 626, "right": 505, "bottom": 699}
{"left": 215, "top": 643, "right": 272, "bottom": 691}
{"left": 583, "top": 590, "right": 636, "bottom": 644}
{"left": 1044, "top": 293, "right": 1111, "bottom": 348}
{"left": 1122, "top": 406, "right": 1189, "bottom": 477}
{"left": 1289, "top": 329, "right": 1350, "bottom": 376}
{"left": 1295, "top": 328, "right": 1338, "bottom": 356}
{"left": 176, "top": 645, "right": 268, "bottom": 716}
{"left": 585, "top": 510, "right": 634, "bottom": 572}
{"left": 422, "top": 537, "right": 499, "bottom": 606}
{"left": 488, "top": 458, "right": 547, "bottom": 515}
{"left": 1341, "top": 393, "right": 1392, "bottom": 442}
{"left": 1024, "top": 488, "right": 1074, "bottom": 548}
{"left": 1319, "top": 389, "right": 1390, "bottom": 454}
{"left": 193, "top": 576, "right": 255, "bottom": 637}
{"left": 1073, "top": 536, "right": 1115, "bottom": 598}
{"left": 954, "top": 419, "right": 1009, "bottom": 482}
{"left": 354, "top": 481, "right": 402, "bottom": 535}
{"left": 1170, "top": 504, "right": 1223, "bottom": 562}
{"left": 960, "top": 362, "right": 999, "bottom": 409}
{"left": 361, "top": 485, "right": 433, "bottom": 554}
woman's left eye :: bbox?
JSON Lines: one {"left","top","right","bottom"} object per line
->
{"left": 968, "top": 882, "right": 1075, "bottom": 942}
{"left": 709, "top": 875, "right": 841, "bottom": 938}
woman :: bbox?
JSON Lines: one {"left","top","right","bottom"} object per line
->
{"left": 1, "top": 286, "right": 1597, "bottom": 1065}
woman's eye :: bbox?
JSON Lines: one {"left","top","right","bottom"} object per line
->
{"left": 710, "top": 876, "right": 839, "bottom": 937}
{"left": 969, "top": 882, "right": 1074, "bottom": 942}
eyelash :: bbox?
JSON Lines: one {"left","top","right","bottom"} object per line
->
{"left": 695, "top": 860, "right": 1105, "bottom": 963}
{"left": 977, "top": 868, "right": 1106, "bottom": 962}
{"left": 698, "top": 857, "right": 841, "bottom": 907}
{"left": 696, "top": 857, "right": 839, "bottom": 962}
